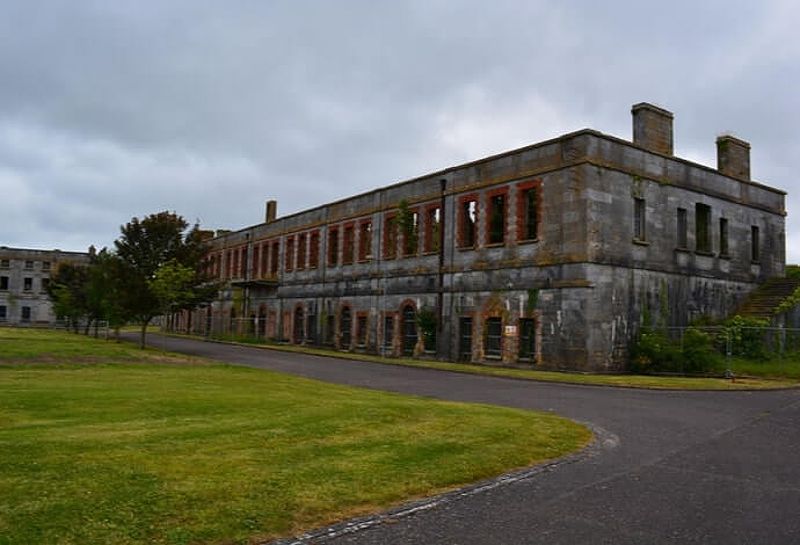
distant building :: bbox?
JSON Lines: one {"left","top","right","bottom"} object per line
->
{"left": 0, "top": 247, "right": 90, "bottom": 325}
{"left": 181, "top": 102, "right": 787, "bottom": 371}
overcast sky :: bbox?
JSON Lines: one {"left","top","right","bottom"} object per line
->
{"left": 1, "top": 1, "right": 797, "bottom": 261}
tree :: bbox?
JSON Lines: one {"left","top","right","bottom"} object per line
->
{"left": 47, "top": 262, "right": 90, "bottom": 332}
{"left": 114, "top": 211, "right": 216, "bottom": 348}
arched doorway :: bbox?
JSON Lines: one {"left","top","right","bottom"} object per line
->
{"left": 402, "top": 304, "right": 417, "bottom": 356}
{"left": 293, "top": 306, "right": 304, "bottom": 344}
{"left": 340, "top": 307, "right": 352, "bottom": 349}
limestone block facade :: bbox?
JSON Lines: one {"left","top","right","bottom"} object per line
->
{"left": 189, "top": 103, "right": 786, "bottom": 371}
{"left": 0, "top": 247, "right": 89, "bottom": 325}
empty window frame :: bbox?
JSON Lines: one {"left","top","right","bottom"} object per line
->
{"left": 343, "top": 224, "right": 355, "bottom": 265}
{"left": 677, "top": 208, "right": 688, "bottom": 249}
{"left": 518, "top": 183, "right": 539, "bottom": 242}
{"left": 719, "top": 218, "right": 729, "bottom": 256}
{"left": 402, "top": 209, "right": 419, "bottom": 257}
{"left": 251, "top": 244, "right": 261, "bottom": 277}
{"left": 24, "top": 260, "right": 34, "bottom": 270}
{"left": 239, "top": 247, "right": 247, "bottom": 277}
{"left": 487, "top": 190, "right": 507, "bottom": 245}
{"left": 297, "top": 233, "right": 307, "bottom": 270}
{"left": 21, "top": 306, "right": 31, "bottom": 322}
{"left": 23, "top": 277, "right": 32, "bottom": 291}
{"left": 328, "top": 227, "right": 340, "bottom": 267}
{"left": 225, "top": 250, "right": 233, "bottom": 278}
{"left": 270, "top": 241, "right": 280, "bottom": 276}
{"left": 41, "top": 278, "right": 50, "bottom": 292}
{"left": 358, "top": 220, "right": 372, "bottom": 261}
{"left": 260, "top": 243, "right": 269, "bottom": 277}
{"left": 695, "top": 204, "right": 712, "bottom": 253}
{"left": 459, "top": 196, "right": 478, "bottom": 248}
{"left": 285, "top": 236, "right": 295, "bottom": 272}
{"left": 484, "top": 317, "right": 503, "bottom": 358}
{"left": 309, "top": 231, "right": 320, "bottom": 269}
{"left": 383, "top": 316, "right": 394, "bottom": 350}
{"left": 0, "top": 259, "right": 9, "bottom": 268}
{"left": 519, "top": 318, "right": 536, "bottom": 361}
{"left": 751, "top": 225, "right": 760, "bottom": 262}
{"left": 42, "top": 261, "right": 51, "bottom": 271}
{"left": 0, "top": 276, "right": 8, "bottom": 290}
{"left": 383, "top": 214, "right": 398, "bottom": 259}
{"left": 424, "top": 205, "right": 441, "bottom": 253}
{"left": 633, "top": 198, "right": 646, "bottom": 241}
{"left": 0, "top": 305, "right": 6, "bottom": 320}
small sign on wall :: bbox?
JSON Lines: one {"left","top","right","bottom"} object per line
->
{"left": 504, "top": 325, "right": 518, "bottom": 336}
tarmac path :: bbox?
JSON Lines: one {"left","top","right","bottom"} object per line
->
{"left": 131, "top": 333, "right": 800, "bottom": 545}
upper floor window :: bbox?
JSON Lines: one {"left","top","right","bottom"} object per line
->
{"left": 383, "top": 215, "right": 398, "bottom": 259}
{"left": 328, "top": 227, "right": 339, "bottom": 267}
{"left": 270, "top": 241, "right": 280, "bottom": 276}
{"left": 677, "top": 208, "right": 688, "bottom": 249}
{"left": 239, "top": 247, "right": 247, "bottom": 277}
{"left": 695, "top": 204, "right": 711, "bottom": 253}
{"left": 719, "top": 218, "right": 729, "bottom": 256}
{"left": 518, "top": 184, "right": 539, "bottom": 241}
{"left": 0, "top": 276, "right": 8, "bottom": 290}
{"left": 309, "top": 232, "right": 320, "bottom": 269}
{"left": 358, "top": 220, "right": 372, "bottom": 261}
{"left": 285, "top": 236, "right": 295, "bottom": 272}
{"left": 0, "top": 259, "right": 8, "bottom": 269}
{"left": 343, "top": 224, "right": 355, "bottom": 265}
{"left": 487, "top": 190, "right": 507, "bottom": 245}
{"left": 24, "top": 260, "right": 34, "bottom": 270}
{"left": 42, "top": 261, "right": 51, "bottom": 270}
{"left": 424, "top": 205, "right": 441, "bottom": 253}
{"left": 23, "top": 277, "right": 32, "bottom": 291}
{"left": 751, "top": 225, "right": 760, "bottom": 262}
{"left": 633, "top": 198, "right": 646, "bottom": 241}
{"left": 297, "top": 233, "right": 307, "bottom": 270}
{"left": 41, "top": 277, "right": 50, "bottom": 292}
{"left": 459, "top": 196, "right": 478, "bottom": 248}
{"left": 402, "top": 209, "right": 419, "bottom": 257}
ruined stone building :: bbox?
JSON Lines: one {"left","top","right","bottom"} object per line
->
{"left": 0, "top": 247, "right": 89, "bottom": 325}
{"left": 192, "top": 103, "right": 786, "bottom": 371}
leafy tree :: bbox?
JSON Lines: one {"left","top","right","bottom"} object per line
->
{"left": 114, "top": 211, "right": 216, "bottom": 348}
{"left": 46, "top": 262, "right": 90, "bottom": 332}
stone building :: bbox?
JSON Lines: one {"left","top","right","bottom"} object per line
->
{"left": 0, "top": 247, "right": 90, "bottom": 325}
{"left": 191, "top": 102, "right": 786, "bottom": 371}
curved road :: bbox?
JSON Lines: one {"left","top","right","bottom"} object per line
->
{"left": 136, "top": 334, "right": 800, "bottom": 544}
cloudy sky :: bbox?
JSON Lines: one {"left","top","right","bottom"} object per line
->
{"left": 1, "top": 1, "right": 798, "bottom": 261}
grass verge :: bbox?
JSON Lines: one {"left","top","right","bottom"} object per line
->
{"left": 203, "top": 334, "right": 799, "bottom": 390}
{"left": 0, "top": 328, "right": 591, "bottom": 545}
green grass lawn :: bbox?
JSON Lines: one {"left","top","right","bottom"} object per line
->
{"left": 205, "top": 334, "right": 800, "bottom": 390}
{"left": 0, "top": 329, "right": 591, "bottom": 545}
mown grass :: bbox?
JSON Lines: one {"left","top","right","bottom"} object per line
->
{"left": 204, "top": 334, "right": 800, "bottom": 390}
{"left": 0, "top": 328, "right": 591, "bottom": 545}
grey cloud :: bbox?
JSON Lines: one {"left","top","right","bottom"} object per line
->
{"left": 0, "top": 0, "right": 797, "bottom": 261}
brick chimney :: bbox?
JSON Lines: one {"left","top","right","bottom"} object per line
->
{"left": 716, "top": 135, "right": 750, "bottom": 180}
{"left": 265, "top": 200, "right": 277, "bottom": 223}
{"left": 631, "top": 102, "right": 674, "bottom": 155}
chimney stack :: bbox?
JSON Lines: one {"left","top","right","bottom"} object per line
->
{"left": 716, "top": 135, "right": 750, "bottom": 180}
{"left": 631, "top": 102, "right": 674, "bottom": 155}
{"left": 265, "top": 200, "right": 277, "bottom": 223}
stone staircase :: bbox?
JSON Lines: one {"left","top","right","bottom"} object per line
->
{"left": 735, "top": 277, "right": 800, "bottom": 321}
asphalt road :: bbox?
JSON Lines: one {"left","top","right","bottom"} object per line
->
{"left": 134, "top": 333, "right": 800, "bottom": 544}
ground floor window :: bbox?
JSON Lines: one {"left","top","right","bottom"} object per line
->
{"left": 356, "top": 314, "right": 368, "bottom": 347}
{"left": 485, "top": 317, "right": 502, "bottom": 358}
{"left": 383, "top": 316, "right": 394, "bottom": 351}
{"left": 459, "top": 317, "right": 472, "bottom": 362}
{"left": 21, "top": 306, "right": 31, "bottom": 322}
{"left": 519, "top": 318, "right": 536, "bottom": 362}
{"left": 402, "top": 305, "right": 417, "bottom": 356}
{"left": 340, "top": 307, "right": 352, "bottom": 349}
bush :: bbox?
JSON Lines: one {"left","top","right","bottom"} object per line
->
{"left": 724, "top": 315, "right": 769, "bottom": 360}
{"left": 630, "top": 327, "right": 719, "bottom": 374}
